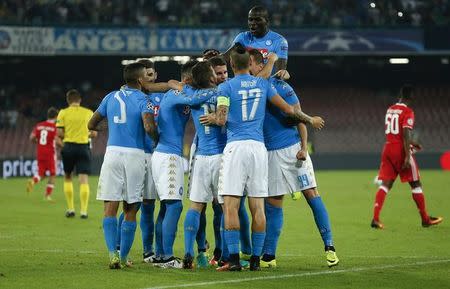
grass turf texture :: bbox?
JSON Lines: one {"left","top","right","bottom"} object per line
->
{"left": 0, "top": 170, "right": 449, "bottom": 289}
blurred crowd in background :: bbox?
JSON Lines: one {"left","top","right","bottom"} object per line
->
{"left": 0, "top": 0, "right": 449, "bottom": 27}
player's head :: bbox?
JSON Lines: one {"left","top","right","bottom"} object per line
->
{"left": 192, "top": 61, "right": 217, "bottom": 89}
{"left": 209, "top": 56, "right": 228, "bottom": 84}
{"left": 137, "top": 59, "right": 157, "bottom": 83}
{"left": 248, "top": 5, "right": 269, "bottom": 37}
{"left": 230, "top": 46, "right": 250, "bottom": 73}
{"left": 123, "top": 62, "right": 149, "bottom": 88}
{"left": 248, "top": 49, "right": 264, "bottom": 76}
{"left": 181, "top": 60, "right": 199, "bottom": 84}
{"left": 47, "top": 107, "right": 58, "bottom": 120}
{"left": 66, "top": 89, "right": 82, "bottom": 105}
{"left": 399, "top": 85, "right": 414, "bottom": 103}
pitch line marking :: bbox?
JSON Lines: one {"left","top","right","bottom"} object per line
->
{"left": 143, "top": 259, "right": 450, "bottom": 289}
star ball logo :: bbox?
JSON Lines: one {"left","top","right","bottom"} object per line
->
{"left": 0, "top": 30, "right": 11, "bottom": 49}
{"left": 302, "top": 32, "right": 375, "bottom": 51}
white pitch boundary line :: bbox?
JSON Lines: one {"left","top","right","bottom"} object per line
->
{"left": 143, "top": 259, "right": 450, "bottom": 289}
{"left": 0, "top": 248, "right": 97, "bottom": 254}
{"left": 279, "top": 254, "right": 440, "bottom": 259}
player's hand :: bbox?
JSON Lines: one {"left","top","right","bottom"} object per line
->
{"left": 168, "top": 80, "right": 183, "bottom": 91}
{"left": 274, "top": 69, "right": 290, "bottom": 80}
{"left": 311, "top": 116, "right": 325, "bottom": 130}
{"left": 401, "top": 157, "right": 411, "bottom": 170}
{"left": 203, "top": 49, "right": 220, "bottom": 60}
{"left": 296, "top": 149, "right": 307, "bottom": 161}
{"left": 267, "top": 52, "right": 278, "bottom": 63}
{"left": 199, "top": 114, "right": 216, "bottom": 125}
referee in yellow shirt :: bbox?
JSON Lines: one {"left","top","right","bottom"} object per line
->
{"left": 57, "top": 89, "right": 97, "bottom": 219}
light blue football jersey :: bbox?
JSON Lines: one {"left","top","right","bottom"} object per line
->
{"left": 155, "top": 85, "right": 215, "bottom": 156}
{"left": 189, "top": 89, "right": 227, "bottom": 156}
{"left": 97, "top": 86, "right": 151, "bottom": 150}
{"left": 263, "top": 78, "right": 300, "bottom": 151}
{"left": 233, "top": 30, "right": 288, "bottom": 60}
{"left": 219, "top": 74, "right": 277, "bottom": 144}
{"left": 143, "top": 92, "right": 164, "bottom": 154}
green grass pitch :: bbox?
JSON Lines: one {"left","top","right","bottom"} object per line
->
{"left": 0, "top": 170, "right": 449, "bottom": 289}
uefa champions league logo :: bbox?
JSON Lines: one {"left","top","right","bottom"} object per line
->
{"left": 302, "top": 31, "right": 375, "bottom": 51}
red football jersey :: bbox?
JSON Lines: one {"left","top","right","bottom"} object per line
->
{"left": 32, "top": 120, "right": 57, "bottom": 159}
{"left": 384, "top": 103, "right": 415, "bottom": 144}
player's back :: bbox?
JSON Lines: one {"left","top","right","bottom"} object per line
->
{"left": 263, "top": 78, "right": 299, "bottom": 150}
{"left": 155, "top": 87, "right": 193, "bottom": 156}
{"left": 98, "top": 87, "right": 148, "bottom": 150}
{"left": 220, "top": 74, "right": 276, "bottom": 143}
{"left": 384, "top": 103, "right": 415, "bottom": 145}
{"left": 190, "top": 89, "right": 227, "bottom": 155}
{"left": 34, "top": 120, "right": 57, "bottom": 158}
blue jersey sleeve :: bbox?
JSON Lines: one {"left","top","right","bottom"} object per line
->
{"left": 233, "top": 32, "right": 245, "bottom": 46}
{"left": 97, "top": 93, "right": 112, "bottom": 117}
{"left": 267, "top": 81, "right": 278, "bottom": 100}
{"left": 274, "top": 36, "right": 288, "bottom": 59}
{"left": 283, "top": 83, "right": 299, "bottom": 105}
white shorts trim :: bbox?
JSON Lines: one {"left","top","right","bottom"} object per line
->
{"left": 218, "top": 140, "right": 268, "bottom": 198}
{"left": 96, "top": 148, "right": 146, "bottom": 203}
{"left": 152, "top": 151, "right": 185, "bottom": 201}
{"left": 189, "top": 154, "right": 222, "bottom": 203}
{"left": 268, "top": 142, "right": 317, "bottom": 196}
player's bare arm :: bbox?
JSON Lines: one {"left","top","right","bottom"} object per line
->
{"left": 256, "top": 53, "right": 278, "bottom": 79}
{"left": 274, "top": 58, "right": 288, "bottom": 79}
{"left": 402, "top": 127, "right": 413, "bottom": 170}
{"left": 87, "top": 111, "right": 106, "bottom": 131}
{"left": 142, "top": 112, "right": 159, "bottom": 144}
{"left": 269, "top": 94, "right": 324, "bottom": 129}
{"left": 55, "top": 136, "right": 63, "bottom": 148}
{"left": 57, "top": 128, "right": 64, "bottom": 140}
{"left": 143, "top": 80, "right": 180, "bottom": 92}
{"left": 296, "top": 104, "right": 308, "bottom": 160}
{"left": 199, "top": 104, "right": 229, "bottom": 126}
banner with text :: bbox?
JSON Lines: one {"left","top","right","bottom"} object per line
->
{"left": 0, "top": 26, "right": 424, "bottom": 55}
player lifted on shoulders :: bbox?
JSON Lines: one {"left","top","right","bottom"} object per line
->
{"left": 27, "top": 107, "right": 62, "bottom": 201}
{"left": 248, "top": 49, "right": 339, "bottom": 268}
{"left": 202, "top": 47, "right": 323, "bottom": 271}
{"left": 371, "top": 85, "right": 443, "bottom": 229}
{"left": 88, "top": 62, "right": 158, "bottom": 269}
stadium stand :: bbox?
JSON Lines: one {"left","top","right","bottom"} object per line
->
{"left": 0, "top": 0, "right": 449, "bottom": 27}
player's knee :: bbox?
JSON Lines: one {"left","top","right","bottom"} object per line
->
{"left": 409, "top": 180, "right": 421, "bottom": 188}
{"left": 301, "top": 188, "right": 318, "bottom": 200}
{"left": 190, "top": 201, "right": 205, "bottom": 212}
{"left": 267, "top": 196, "right": 284, "bottom": 207}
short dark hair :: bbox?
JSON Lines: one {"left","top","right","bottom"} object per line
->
{"left": 137, "top": 59, "right": 155, "bottom": 69}
{"left": 181, "top": 60, "right": 199, "bottom": 80}
{"left": 123, "top": 62, "right": 145, "bottom": 85}
{"left": 248, "top": 49, "right": 264, "bottom": 65}
{"left": 400, "top": 85, "right": 414, "bottom": 99}
{"left": 47, "top": 107, "right": 58, "bottom": 119}
{"left": 249, "top": 5, "right": 269, "bottom": 20}
{"left": 192, "top": 61, "right": 214, "bottom": 89}
{"left": 208, "top": 56, "right": 227, "bottom": 68}
{"left": 230, "top": 46, "right": 250, "bottom": 71}
{"left": 66, "top": 89, "right": 81, "bottom": 104}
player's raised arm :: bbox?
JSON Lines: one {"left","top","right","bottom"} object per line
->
{"left": 295, "top": 103, "right": 308, "bottom": 161}
{"left": 269, "top": 94, "right": 324, "bottom": 130}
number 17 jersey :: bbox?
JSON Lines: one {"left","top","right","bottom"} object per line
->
{"left": 384, "top": 103, "right": 415, "bottom": 145}
{"left": 218, "top": 74, "right": 277, "bottom": 144}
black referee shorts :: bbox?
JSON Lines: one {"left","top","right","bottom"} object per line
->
{"left": 61, "top": 143, "right": 91, "bottom": 175}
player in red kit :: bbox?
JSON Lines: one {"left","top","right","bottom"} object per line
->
{"left": 27, "top": 107, "right": 62, "bottom": 201}
{"left": 371, "top": 85, "right": 443, "bottom": 229}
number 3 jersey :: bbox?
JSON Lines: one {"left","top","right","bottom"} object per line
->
{"left": 96, "top": 86, "right": 151, "bottom": 150}
{"left": 32, "top": 120, "right": 57, "bottom": 160}
{"left": 218, "top": 74, "right": 277, "bottom": 144}
{"left": 384, "top": 103, "right": 415, "bottom": 145}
